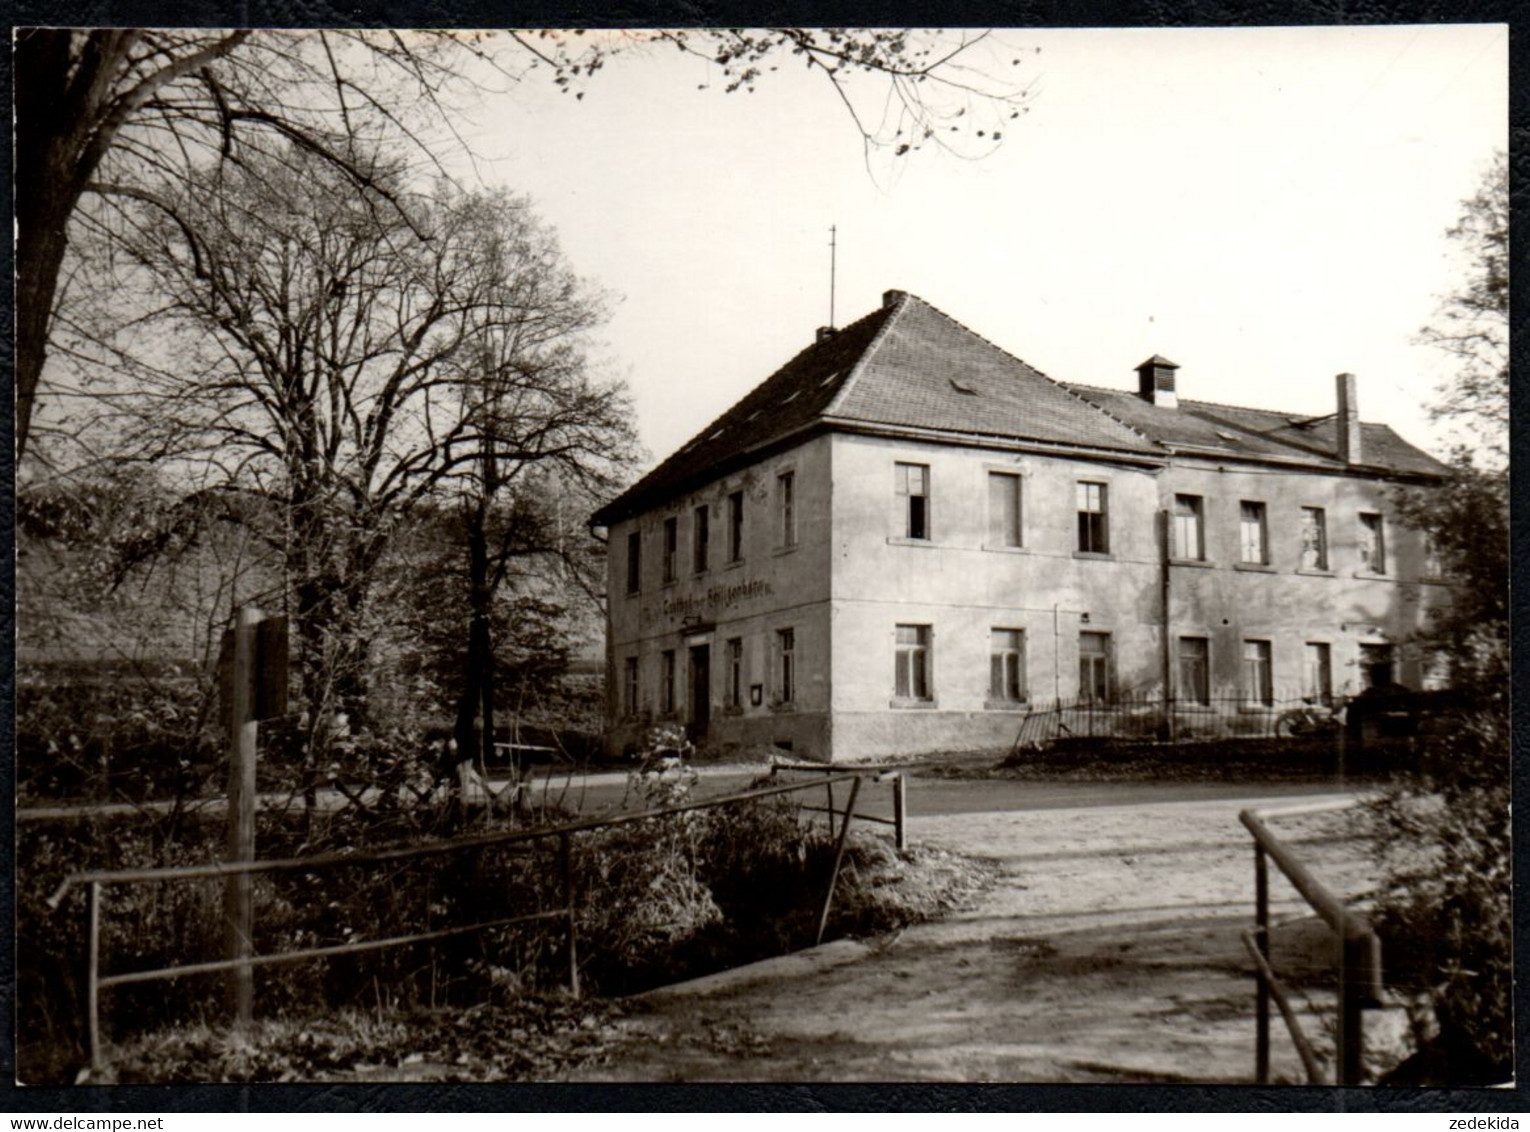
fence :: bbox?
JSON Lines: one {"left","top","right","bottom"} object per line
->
{"left": 47, "top": 770, "right": 900, "bottom": 1073}
{"left": 769, "top": 760, "right": 908, "bottom": 852}
{"left": 1012, "top": 692, "right": 1347, "bottom": 751}
{"left": 1238, "top": 799, "right": 1385, "bottom": 1085}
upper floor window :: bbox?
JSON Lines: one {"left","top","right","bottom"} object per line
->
{"left": 897, "top": 463, "right": 930, "bottom": 540}
{"left": 1359, "top": 513, "right": 1386, "bottom": 574}
{"left": 1300, "top": 506, "right": 1328, "bottom": 570}
{"left": 1178, "top": 636, "right": 1210, "bottom": 705}
{"left": 1079, "top": 631, "right": 1113, "bottom": 702}
{"left": 777, "top": 471, "right": 796, "bottom": 547}
{"left": 895, "top": 624, "right": 932, "bottom": 701}
{"left": 1077, "top": 482, "right": 1109, "bottom": 554}
{"left": 727, "top": 490, "right": 745, "bottom": 563}
{"left": 1171, "top": 494, "right": 1205, "bottom": 560}
{"left": 1422, "top": 531, "right": 1445, "bottom": 579}
{"left": 1242, "top": 640, "right": 1273, "bottom": 707}
{"left": 661, "top": 516, "right": 678, "bottom": 584}
{"left": 989, "top": 628, "right": 1027, "bottom": 703}
{"left": 692, "top": 505, "right": 709, "bottom": 574}
{"left": 1240, "top": 501, "right": 1269, "bottom": 565}
{"left": 625, "top": 531, "right": 641, "bottom": 595}
{"left": 988, "top": 472, "right": 1023, "bottom": 548}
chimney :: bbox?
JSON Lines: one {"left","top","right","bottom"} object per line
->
{"left": 1336, "top": 372, "right": 1362, "bottom": 465}
{"left": 1135, "top": 355, "right": 1180, "bottom": 409}
{"left": 816, "top": 326, "right": 836, "bottom": 343}
{"left": 883, "top": 289, "right": 904, "bottom": 310}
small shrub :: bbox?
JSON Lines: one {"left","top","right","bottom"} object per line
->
{"left": 1365, "top": 697, "right": 1511, "bottom": 1083}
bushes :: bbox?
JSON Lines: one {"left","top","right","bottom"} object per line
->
{"left": 18, "top": 752, "right": 929, "bottom": 1083}
{"left": 1364, "top": 696, "right": 1512, "bottom": 1083}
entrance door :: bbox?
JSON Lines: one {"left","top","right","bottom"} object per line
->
{"left": 688, "top": 644, "right": 711, "bottom": 742}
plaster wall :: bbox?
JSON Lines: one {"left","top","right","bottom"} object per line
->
{"left": 604, "top": 434, "right": 835, "bottom": 758}
{"left": 824, "top": 432, "right": 1448, "bottom": 760}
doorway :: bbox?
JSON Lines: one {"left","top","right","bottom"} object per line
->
{"left": 688, "top": 644, "right": 711, "bottom": 742}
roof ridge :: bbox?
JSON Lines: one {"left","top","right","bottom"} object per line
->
{"left": 904, "top": 297, "right": 1160, "bottom": 450}
{"left": 1064, "top": 381, "right": 1400, "bottom": 428}
{"left": 823, "top": 291, "right": 908, "bottom": 417}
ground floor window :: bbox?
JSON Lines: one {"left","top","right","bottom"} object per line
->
{"left": 726, "top": 637, "right": 744, "bottom": 708}
{"left": 1177, "top": 637, "right": 1210, "bottom": 705}
{"left": 1078, "top": 631, "right": 1112, "bottom": 703}
{"left": 775, "top": 628, "right": 795, "bottom": 703}
{"left": 1242, "top": 640, "right": 1274, "bottom": 706}
{"left": 623, "top": 656, "right": 639, "bottom": 716}
{"left": 660, "top": 649, "right": 676, "bottom": 715}
{"left": 1359, "top": 643, "right": 1394, "bottom": 690}
{"left": 989, "top": 628, "right": 1026, "bottom": 703}
{"left": 895, "top": 624, "right": 932, "bottom": 701}
{"left": 1303, "top": 642, "right": 1332, "bottom": 705}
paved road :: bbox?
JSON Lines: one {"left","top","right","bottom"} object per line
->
{"left": 18, "top": 762, "right": 1354, "bottom": 824}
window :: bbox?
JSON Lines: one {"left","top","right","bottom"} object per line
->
{"left": 897, "top": 463, "right": 930, "bottom": 540}
{"left": 625, "top": 531, "right": 641, "bottom": 595}
{"left": 775, "top": 628, "right": 795, "bottom": 703}
{"left": 1079, "top": 632, "right": 1112, "bottom": 703}
{"left": 988, "top": 472, "right": 1023, "bottom": 548}
{"left": 1171, "top": 494, "right": 1205, "bottom": 560}
{"left": 1178, "top": 637, "right": 1210, "bottom": 706}
{"left": 726, "top": 637, "right": 743, "bottom": 708}
{"left": 1240, "top": 501, "right": 1269, "bottom": 565}
{"left": 895, "top": 624, "right": 932, "bottom": 700}
{"left": 1359, "top": 513, "right": 1386, "bottom": 573}
{"left": 692, "top": 505, "right": 709, "bottom": 573}
{"left": 661, "top": 517, "right": 678, "bottom": 583}
{"left": 1359, "top": 643, "right": 1394, "bottom": 690}
{"left": 623, "top": 656, "right": 639, "bottom": 715}
{"left": 1300, "top": 507, "right": 1328, "bottom": 570}
{"left": 1242, "top": 640, "right": 1273, "bottom": 707}
{"left": 1303, "top": 642, "right": 1332, "bottom": 705}
{"left": 777, "top": 472, "right": 796, "bottom": 547}
{"left": 989, "top": 629, "right": 1027, "bottom": 703}
{"left": 1077, "top": 482, "right": 1109, "bottom": 554}
{"left": 727, "top": 490, "right": 745, "bottom": 563}
{"left": 1422, "top": 531, "right": 1445, "bottom": 579}
{"left": 660, "top": 650, "right": 677, "bottom": 715}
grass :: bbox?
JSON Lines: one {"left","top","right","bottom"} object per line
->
{"left": 91, "top": 830, "right": 992, "bottom": 1084}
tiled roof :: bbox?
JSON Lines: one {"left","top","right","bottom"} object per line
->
{"left": 1068, "top": 384, "right": 1448, "bottom": 476}
{"left": 594, "top": 292, "right": 1446, "bottom": 524}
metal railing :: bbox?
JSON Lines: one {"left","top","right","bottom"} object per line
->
{"left": 769, "top": 760, "right": 908, "bottom": 852}
{"left": 48, "top": 770, "right": 902, "bottom": 1072}
{"left": 1239, "top": 799, "right": 1385, "bottom": 1085}
{"left": 1014, "top": 692, "right": 1348, "bottom": 751}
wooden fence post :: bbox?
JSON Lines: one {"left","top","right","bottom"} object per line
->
{"left": 892, "top": 773, "right": 908, "bottom": 853}
{"left": 225, "top": 604, "right": 261, "bottom": 1029}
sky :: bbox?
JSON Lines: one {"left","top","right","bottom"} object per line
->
{"left": 449, "top": 26, "right": 1506, "bottom": 471}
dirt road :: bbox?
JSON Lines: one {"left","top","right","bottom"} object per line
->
{"left": 560, "top": 791, "right": 1382, "bottom": 1084}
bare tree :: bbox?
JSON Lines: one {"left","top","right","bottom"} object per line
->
{"left": 82, "top": 148, "right": 630, "bottom": 817}
{"left": 15, "top": 27, "right": 1033, "bottom": 465}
